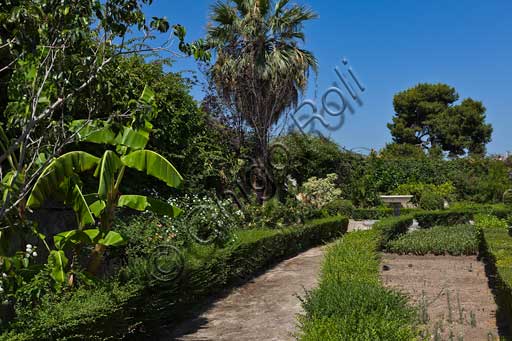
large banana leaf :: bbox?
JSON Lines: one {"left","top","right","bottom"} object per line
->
{"left": 54, "top": 228, "right": 101, "bottom": 249}
{"left": 70, "top": 184, "right": 95, "bottom": 227}
{"left": 121, "top": 150, "right": 183, "bottom": 188}
{"left": 118, "top": 195, "right": 182, "bottom": 217}
{"left": 48, "top": 250, "right": 68, "bottom": 283}
{"left": 27, "top": 152, "right": 100, "bottom": 208}
{"left": 70, "top": 120, "right": 117, "bottom": 145}
{"left": 98, "top": 231, "right": 125, "bottom": 247}
{"left": 115, "top": 127, "right": 149, "bottom": 150}
{"left": 96, "top": 150, "right": 123, "bottom": 200}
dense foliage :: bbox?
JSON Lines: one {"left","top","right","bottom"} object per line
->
{"left": 387, "top": 83, "right": 492, "bottom": 156}
{"left": 278, "top": 133, "right": 511, "bottom": 207}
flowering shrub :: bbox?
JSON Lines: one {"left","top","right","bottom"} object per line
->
{"left": 0, "top": 244, "right": 39, "bottom": 299}
{"left": 170, "top": 194, "right": 241, "bottom": 247}
{"left": 300, "top": 174, "right": 342, "bottom": 209}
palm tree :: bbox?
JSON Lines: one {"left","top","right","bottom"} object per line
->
{"left": 207, "top": 0, "right": 318, "bottom": 164}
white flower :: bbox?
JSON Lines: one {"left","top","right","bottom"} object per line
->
{"left": 1, "top": 273, "right": 7, "bottom": 279}
{"left": 25, "top": 244, "right": 32, "bottom": 251}
{"left": 0, "top": 287, "right": 4, "bottom": 294}
{"left": 32, "top": 252, "right": 38, "bottom": 257}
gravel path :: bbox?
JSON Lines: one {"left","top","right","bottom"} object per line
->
{"left": 160, "top": 220, "right": 375, "bottom": 341}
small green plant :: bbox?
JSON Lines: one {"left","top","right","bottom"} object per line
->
{"left": 470, "top": 311, "right": 477, "bottom": 327}
{"left": 386, "top": 225, "right": 479, "bottom": 256}
{"left": 447, "top": 291, "right": 453, "bottom": 323}
{"left": 419, "top": 290, "right": 429, "bottom": 323}
{"left": 457, "top": 292, "right": 464, "bottom": 324}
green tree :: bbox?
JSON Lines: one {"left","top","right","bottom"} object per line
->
{"left": 207, "top": 0, "right": 318, "bottom": 163}
{"left": 387, "top": 83, "right": 492, "bottom": 157}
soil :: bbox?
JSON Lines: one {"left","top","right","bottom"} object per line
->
{"left": 380, "top": 253, "right": 507, "bottom": 340}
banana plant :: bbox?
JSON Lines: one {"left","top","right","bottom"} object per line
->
{"left": 26, "top": 88, "right": 183, "bottom": 277}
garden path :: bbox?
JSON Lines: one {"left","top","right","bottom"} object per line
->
{"left": 160, "top": 219, "right": 375, "bottom": 340}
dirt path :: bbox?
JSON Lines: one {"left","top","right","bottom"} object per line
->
{"left": 381, "top": 254, "right": 506, "bottom": 340}
{"left": 158, "top": 220, "right": 375, "bottom": 341}
{"left": 165, "top": 245, "right": 324, "bottom": 340}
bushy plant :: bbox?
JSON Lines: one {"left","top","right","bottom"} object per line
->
{"left": 393, "top": 181, "right": 455, "bottom": 205}
{"left": 323, "top": 199, "right": 354, "bottom": 218}
{"left": 170, "top": 194, "right": 241, "bottom": 246}
{"left": 418, "top": 190, "right": 445, "bottom": 210}
{"left": 301, "top": 174, "right": 342, "bottom": 209}
{"left": 474, "top": 213, "right": 508, "bottom": 229}
{"left": 386, "top": 224, "right": 479, "bottom": 255}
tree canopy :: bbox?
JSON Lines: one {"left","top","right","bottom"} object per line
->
{"left": 387, "top": 83, "right": 493, "bottom": 157}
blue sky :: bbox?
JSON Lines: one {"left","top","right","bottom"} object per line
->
{"left": 144, "top": 0, "right": 512, "bottom": 155}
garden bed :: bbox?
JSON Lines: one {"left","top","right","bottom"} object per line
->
{"left": 381, "top": 254, "right": 500, "bottom": 340}
{"left": 377, "top": 208, "right": 512, "bottom": 339}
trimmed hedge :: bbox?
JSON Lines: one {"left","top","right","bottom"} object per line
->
{"left": 414, "top": 209, "right": 472, "bottom": 229}
{"left": 297, "top": 229, "right": 418, "bottom": 340}
{"left": 373, "top": 215, "right": 413, "bottom": 248}
{"left": 479, "top": 226, "right": 512, "bottom": 337}
{"left": 351, "top": 207, "right": 417, "bottom": 220}
{"left": 2, "top": 216, "right": 348, "bottom": 341}
{"left": 352, "top": 203, "right": 512, "bottom": 224}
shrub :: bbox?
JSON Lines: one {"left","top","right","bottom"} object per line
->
{"left": 373, "top": 215, "right": 413, "bottom": 247}
{"left": 474, "top": 213, "right": 508, "bottom": 229}
{"left": 418, "top": 190, "right": 445, "bottom": 210}
{"left": 414, "top": 209, "right": 471, "bottom": 229}
{"left": 300, "top": 174, "right": 342, "bottom": 209}
{"left": 480, "top": 227, "right": 512, "bottom": 328}
{"left": 393, "top": 181, "right": 455, "bottom": 205}
{"left": 386, "top": 224, "right": 479, "bottom": 255}
{"left": 298, "top": 230, "right": 418, "bottom": 340}
{"left": 323, "top": 199, "right": 354, "bottom": 218}
{"left": 351, "top": 207, "right": 417, "bottom": 220}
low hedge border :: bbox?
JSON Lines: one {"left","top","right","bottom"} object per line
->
{"left": 297, "top": 229, "right": 418, "bottom": 340}
{"left": 352, "top": 204, "right": 512, "bottom": 223}
{"left": 479, "top": 226, "right": 512, "bottom": 337}
{"left": 2, "top": 216, "right": 348, "bottom": 340}
{"left": 351, "top": 207, "right": 417, "bottom": 220}
{"left": 373, "top": 215, "right": 414, "bottom": 248}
